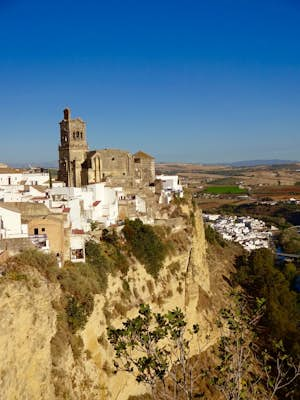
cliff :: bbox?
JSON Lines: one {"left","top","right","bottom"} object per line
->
{"left": 0, "top": 206, "right": 235, "bottom": 399}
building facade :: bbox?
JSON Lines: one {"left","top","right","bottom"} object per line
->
{"left": 58, "top": 108, "right": 155, "bottom": 188}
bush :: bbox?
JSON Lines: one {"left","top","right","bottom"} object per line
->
{"left": 66, "top": 295, "right": 94, "bottom": 333}
{"left": 205, "top": 224, "right": 226, "bottom": 247}
{"left": 123, "top": 219, "right": 167, "bottom": 278}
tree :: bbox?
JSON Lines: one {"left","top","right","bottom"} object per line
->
{"left": 211, "top": 291, "right": 300, "bottom": 400}
{"left": 263, "top": 341, "right": 300, "bottom": 400}
{"left": 211, "top": 292, "right": 267, "bottom": 400}
{"left": 107, "top": 304, "right": 200, "bottom": 399}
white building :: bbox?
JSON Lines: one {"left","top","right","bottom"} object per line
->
{"left": 156, "top": 175, "right": 184, "bottom": 204}
{"left": 48, "top": 182, "right": 120, "bottom": 230}
{"left": 0, "top": 168, "right": 49, "bottom": 187}
{"left": 0, "top": 204, "right": 28, "bottom": 239}
{"left": 203, "top": 213, "right": 272, "bottom": 251}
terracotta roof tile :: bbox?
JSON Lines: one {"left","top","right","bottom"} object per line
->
{"left": 72, "top": 229, "right": 84, "bottom": 234}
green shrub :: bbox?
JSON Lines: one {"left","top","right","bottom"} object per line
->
{"left": 205, "top": 224, "right": 226, "bottom": 247}
{"left": 66, "top": 295, "right": 94, "bottom": 333}
{"left": 123, "top": 219, "right": 167, "bottom": 278}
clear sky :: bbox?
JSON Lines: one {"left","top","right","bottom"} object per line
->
{"left": 0, "top": 0, "right": 300, "bottom": 165}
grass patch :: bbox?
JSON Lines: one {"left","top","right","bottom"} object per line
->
{"left": 204, "top": 185, "right": 248, "bottom": 195}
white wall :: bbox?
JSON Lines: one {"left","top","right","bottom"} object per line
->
{"left": 0, "top": 173, "right": 22, "bottom": 186}
{"left": 0, "top": 207, "right": 26, "bottom": 238}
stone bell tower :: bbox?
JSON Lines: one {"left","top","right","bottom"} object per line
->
{"left": 58, "top": 108, "right": 89, "bottom": 187}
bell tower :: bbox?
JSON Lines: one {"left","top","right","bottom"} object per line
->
{"left": 58, "top": 108, "right": 88, "bottom": 187}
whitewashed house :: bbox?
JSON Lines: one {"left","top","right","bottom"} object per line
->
{"left": 156, "top": 175, "right": 184, "bottom": 204}
{"left": 0, "top": 204, "right": 28, "bottom": 239}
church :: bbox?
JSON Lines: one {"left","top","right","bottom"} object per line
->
{"left": 58, "top": 108, "right": 155, "bottom": 188}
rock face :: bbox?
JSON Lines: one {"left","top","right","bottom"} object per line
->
{"left": 0, "top": 208, "right": 220, "bottom": 400}
{"left": 0, "top": 271, "right": 58, "bottom": 400}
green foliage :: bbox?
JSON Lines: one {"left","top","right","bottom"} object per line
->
{"left": 262, "top": 340, "right": 300, "bottom": 399}
{"left": 102, "top": 228, "right": 118, "bottom": 245}
{"left": 123, "top": 219, "right": 167, "bottom": 278}
{"left": 211, "top": 291, "right": 300, "bottom": 400}
{"left": 85, "top": 238, "right": 129, "bottom": 287}
{"left": 279, "top": 229, "right": 300, "bottom": 254}
{"left": 204, "top": 224, "right": 226, "bottom": 247}
{"left": 90, "top": 221, "right": 98, "bottom": 231}
{"left": 7, "top": 271, "right": 28, "bottom": 281}
{"left": 282, "top": 262, "right": 297, "bottom": 283}
{"left": 66, "top": 295, "right": 94, "bottom": 333}
{"left": 204, "top": 186, "right": 248, "bottom": 195}
{"left": 211, "top": 292, "right": 266, "bottom": 400}
{"left": 234, "top": 248, "right": 300, "bottom": 357}
{"left": 107, "top": 304, "right": 199, "bottom": 398}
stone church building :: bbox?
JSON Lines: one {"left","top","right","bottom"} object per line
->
{"left": 58, "top": 108, "right": 155, "bottom": 188}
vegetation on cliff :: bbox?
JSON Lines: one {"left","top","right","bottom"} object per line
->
{"left": 108, "top": 303, "right": 200, "bottom": 399}
{"left": 109, "top": 292, "right": 299, "bottom": 400}
{"left": 234, "top": 248, "right": 300, "bottom": 399}
{"left": 123, "top": 219, "right": 168, "bottom": 278}
{"left": 234, "top": 248, "right": 300, "bottom": 356}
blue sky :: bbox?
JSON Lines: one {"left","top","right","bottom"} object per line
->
{"left": 0, "top": 0, "right": 300, "bottom": 165}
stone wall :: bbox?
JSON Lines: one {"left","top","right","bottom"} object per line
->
{"left": 0, "top": 237, "right": 34, "bottom": 255}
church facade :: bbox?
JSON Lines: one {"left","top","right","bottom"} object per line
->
{"left": 58, "top": 108, "right": 155, "bottom": 188}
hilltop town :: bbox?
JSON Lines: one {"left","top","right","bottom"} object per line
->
{"left": 0, "top": 109, "right": 183, "bottom": 264}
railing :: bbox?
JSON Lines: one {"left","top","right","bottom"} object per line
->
{"left": 28, "top": 234, "right": 47, "bottom": 239}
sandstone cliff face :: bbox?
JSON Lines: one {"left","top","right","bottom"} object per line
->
{"left": 0, "top": 208, "right": 220, "bottom": 400}
{"left": 80, "top": 208, "right": 216, "bottom": 400}
{"left": 0, "top": 271, "right": 58, "bottom": 400}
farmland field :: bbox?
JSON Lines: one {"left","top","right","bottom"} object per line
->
{"left": 204, "top": 186, "right": 248, "bottom": 194}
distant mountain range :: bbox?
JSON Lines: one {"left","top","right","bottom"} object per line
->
{"left": 9, "top": 161, "right": 58, "bottom": 169}
{"left": 227, "top": 160, "right": 299, "bottom": 167}
{"left": 8, "top": 159, "right": 300, "bottom": 169}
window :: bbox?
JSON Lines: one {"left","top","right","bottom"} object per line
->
{"left": 41, "top": 228, "right": 45, "bottom": 232}
{"left": 34, "top": 228, "right": 39, "bottom": 235}
{"left": 112, "top": 157, "right": 115, "bottom": 161}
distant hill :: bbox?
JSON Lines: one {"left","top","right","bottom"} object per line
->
{"left": 228, "top": 160, "right": 299, "bottom": 167}
{"left": 10, "top": 161, "right": 58, "bottom": 169}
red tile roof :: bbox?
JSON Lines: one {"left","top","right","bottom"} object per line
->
{"left": 93, "top": 200, "right": 101, "bottom": 207}
{"left": 72, "top": 229, "right": 84, "bottom": 235}
{"left": 63, "top": 207, "right": 70, "bottom": 213}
